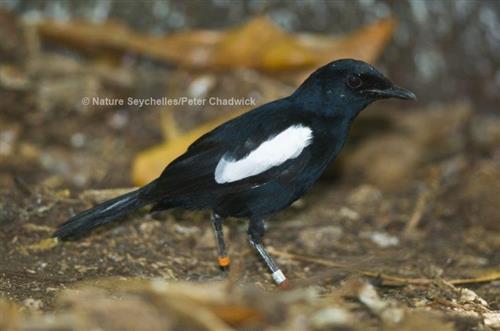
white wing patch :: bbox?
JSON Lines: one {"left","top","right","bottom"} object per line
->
{"left": 214, "top": 124, "right": 313, "bottom": 184}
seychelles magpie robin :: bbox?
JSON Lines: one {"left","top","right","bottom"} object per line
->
{"left": 54, "top": 59, "right": 416, "bottom": 286}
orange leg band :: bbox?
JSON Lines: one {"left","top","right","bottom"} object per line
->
{"left": 218, "top": 256, "right": 231, "bottom": 267}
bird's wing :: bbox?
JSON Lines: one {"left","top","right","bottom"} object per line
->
{"left": 141, "top": 100, "right": 313, "bottom": 199}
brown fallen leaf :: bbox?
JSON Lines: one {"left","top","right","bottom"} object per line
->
{"left": 37, "top": 19, "right": 139, "bottom": 57}
{"left": 17, "top": 237, "right": 59, "bottom": 256}
{"left": 0, "top": 299, "right": 19, "bottom": 331}
{"left": 209, "top": 16, "right": 318, "bottom": 71}
{"left": 292, "top": 17, "right": 396, "bottom": 83}
{"left": 22, "top": 223, "right": 54, "bottom": 233}
{"left": 59, "top": 279, "right": 268, "bottom": 330}
{"left": 132, "top": 110, "right": 244, "bottom": 185}
{"left": 37, "top": 16, "right": 395, "bottom": 72}
{"left": 24, "top": 238, "right": 59, "bottom": 253}
{"left": 210, "top": 305, "right": 264, "bottom": 326}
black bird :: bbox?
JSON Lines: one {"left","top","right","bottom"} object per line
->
{"left": 54, "top": 59, "right": 416, "bottom": 286}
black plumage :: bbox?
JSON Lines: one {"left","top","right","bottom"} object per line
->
{"left": 54, "top": 59, "right": 416, "bottom": 286}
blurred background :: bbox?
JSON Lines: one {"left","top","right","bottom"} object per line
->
{"left": 2, "top": 0, "right": 500, "bottom": 110}
{"left": 0, "top": 0, "right": 499, "bottom": 190}
{"left": 1, "top": 0, "right": 500, "bottom": 188}
{"left": 0, "top": 1, "right": 499, "bottom": 330}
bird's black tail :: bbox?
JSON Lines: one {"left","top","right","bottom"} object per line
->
{"left": 54, "top": 184, "right": 154, "bottom": 240}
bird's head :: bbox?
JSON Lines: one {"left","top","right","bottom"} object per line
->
{"left": 293, "top": 59, "right": 416, "bottom": 117}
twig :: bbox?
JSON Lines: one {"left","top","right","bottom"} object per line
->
{"left": 268, "top": 247, "right": 346, "bottom": 269}
{"left": 446, "top": 272, "right": 500, "bottom": 285}
{"left": 269, "top": 248, "right": 500, "bottom": 286}
{"left": 404, "top": 189, "right": 429, "bottom": 236}
{"left": 13, "top": 176, "right": 32, "bottom": 196}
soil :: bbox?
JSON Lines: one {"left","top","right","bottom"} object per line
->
{"left": 0, "top": 9, "right": 499, "bottom": 331}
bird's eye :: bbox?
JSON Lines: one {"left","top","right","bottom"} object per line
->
{"left": 346, "top": 75, "right": 362, "bottom": 89}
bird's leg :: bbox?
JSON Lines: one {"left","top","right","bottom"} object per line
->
{"left": 211, "top": 212, "right": 230, "bottom": 270}
{"left": 248, "top": 218, "right": 288, "bottom": 287}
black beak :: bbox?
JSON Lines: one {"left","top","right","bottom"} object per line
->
{"left": 365, "top": 85, "right": 417, "bottom": 101}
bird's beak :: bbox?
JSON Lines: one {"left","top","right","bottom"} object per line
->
{"left": 365, "top": 85, "right": 417, "bottom": 101}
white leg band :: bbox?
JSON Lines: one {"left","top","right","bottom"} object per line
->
{"left": 272, "top": 269, "right": 287, "bottom": 284}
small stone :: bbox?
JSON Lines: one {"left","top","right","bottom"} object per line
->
{"left": 70, "top": 133, "right": 86, "bottom": 148}
{"left": 484, "top": 312, "right": 500, "bottom": 329}
{"left": 23, "top": 298, "right": 43, "bottom": 311}
{"left": 291, "top": 198, "right": 306, "bottom": 209}
{"left": 108, "top": 112, "right": 128, "bottom": 129}
{"left": 0, "top": 127, "right": 19, "bottom": 156}
{"left": 458, "top": 288, "right": 488, "bottom": 306}
{"left": 174, "top": 224, "right": 201, "bottom": 236}
{"left": 188, "top": 75, "right": 216, "bottom": 98}
{"left": 311, "top": 307, "right": 352, "bottom": 328}
{"left": 358, "top": 283, "right": 404, "bottom": 324}
{"left": 338, "top": 207, "right": 359, "bottom": 221}
{"left": 139, "top": 221, "right": 161, "bottom": 234}
{"left": 348, "top": 185, "right": 382, "bottom": 207}
{"left": 370, "top": 231, "right": 399, "bottom": 247}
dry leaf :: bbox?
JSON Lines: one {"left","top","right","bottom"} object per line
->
{"left": 25, "top": 238, "right": 58, "bottom": 252}
{"left": 37, "top": 16, "right": 395, "bottom": 72}
{"left": 132, "top": 111, "right": 243, "bottom": 185}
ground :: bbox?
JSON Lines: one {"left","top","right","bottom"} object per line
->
{"left": 0, "top": 11, "right": 499, "bottom": 330}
